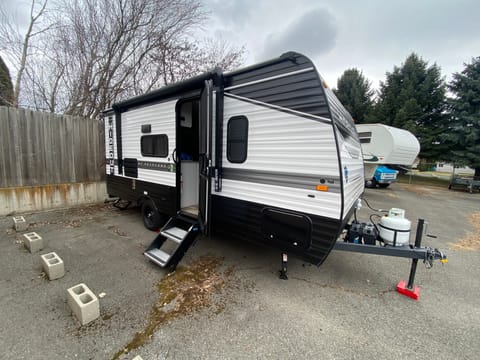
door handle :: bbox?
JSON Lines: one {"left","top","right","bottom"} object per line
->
{"left": 172, "top": 148, "right": 178, "bottom": 164}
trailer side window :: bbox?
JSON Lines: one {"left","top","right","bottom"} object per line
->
{"left": 227, "top": 116, "right": 248, "bottom": 163}
{"left": 141, "top": 134, "right": 169, "bottom": 157}
{"left": 357, "top": 131, "right": 372, "bottom": 144}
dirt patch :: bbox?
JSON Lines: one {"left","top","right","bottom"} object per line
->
{"left": 397, "top": 183, "right": 441, "bottom": 195}
{"left": 385, "top": 192, "right": 399, "bottom": 198}
{"left": 450, "top": 212, "right": 480, "bottom": 251}
{"left": 107, "top": 225, "right": 128, "bottom": 237}
{"left": 27, "top": 204, "right": 115, "bottom": 230}
{"left": 112, "top": 255, "right": 234, "bottom": 360}
{"left": 62, "top": 203, "right": 113, "bottom": 217}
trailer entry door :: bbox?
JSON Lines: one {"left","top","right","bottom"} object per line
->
{"left": 199, "top": 80, "right": 213, "bottom": 233}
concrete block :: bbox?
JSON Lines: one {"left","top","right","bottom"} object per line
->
{"left": 40, "top": 252, "right": 65, "bottom": 280}
{"left": 132, "top": 356, "right": 143, "bottom": 360}
{"left": 13, "top": 216, "right": 28, "bottom": 232}
{"left": 67, "top": 283, "right": 100, "bottom": 325}
{"left": 23, "top": 232, "right": 43, "bottom": 253}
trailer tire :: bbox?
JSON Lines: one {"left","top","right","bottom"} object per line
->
{"left": 141, "top": 200, "right": 164, "bottom": 231}
{"left": 378, "top": 183, "right": 390, "bottom": 188}
{"left": 366, "top": 178, "right": 377, "bottom": 188}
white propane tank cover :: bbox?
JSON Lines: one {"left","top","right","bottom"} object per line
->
{"left": 379, "top": 208, "right": 411, "bottom": 246}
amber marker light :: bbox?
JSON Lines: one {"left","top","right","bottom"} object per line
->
{"left": 316, "top": 185, "right": 329, "bottom": 191}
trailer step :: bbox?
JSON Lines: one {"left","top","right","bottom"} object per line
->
{"left": 144, "top": 248, "right": 171, "bottom": 266}
{"left": 161, "top": 227, "right": 187, "bottom": 243}
{"left": 144, "top": 212, "right": 200, "bottom": 269}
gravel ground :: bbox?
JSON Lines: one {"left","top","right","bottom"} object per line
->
{"left": 1, "top": 183, "right": 479, "bottom": 360}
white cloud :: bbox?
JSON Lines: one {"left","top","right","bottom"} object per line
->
{"left": 259, "top": 7, "right": 337, "bottom": 61}
{"left": 203, "top": 0, "right": 480, "bottom": 89}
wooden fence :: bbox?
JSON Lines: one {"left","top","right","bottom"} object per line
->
{"left": 0, "top": 106, "right": 105, "bottom": 188}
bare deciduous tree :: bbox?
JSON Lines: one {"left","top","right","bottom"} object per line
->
{"left": 1, "top": 0, "right": 246, "bottom": 117}
{"left": 0, "top": 0, "right": 49, "bottom": 107}
{"left": 154, "top": 38, "right": 246, "bottom": 86}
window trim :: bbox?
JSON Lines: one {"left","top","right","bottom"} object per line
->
{"left": 227, "top": 115, "right": 249, "bottom": 163}
{"left": 140, "top": 134, "right": 169, "bottom": 158}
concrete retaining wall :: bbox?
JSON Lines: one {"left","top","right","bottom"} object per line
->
{"left": 0, "top": 181, "right": 107, "bottom": 215}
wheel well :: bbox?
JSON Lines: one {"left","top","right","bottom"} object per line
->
{"left": 137, "top": 195, "right": 154, "bottom": 208}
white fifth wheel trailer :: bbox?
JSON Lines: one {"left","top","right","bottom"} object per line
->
{"left": 356, "top": 124, "right": 420, "bottom": 187}
{"left": 104, "top": 52, "right": 365, "bottom": 269}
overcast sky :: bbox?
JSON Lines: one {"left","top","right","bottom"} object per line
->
{"left": 4, "top": 0, "right": 480, "bottom": 90}
{"left": 203, "top": 0, "right": 480, "bottom": 89}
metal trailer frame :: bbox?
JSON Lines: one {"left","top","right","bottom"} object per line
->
{"left": 279, "top": 219, "right": 447, "bottom": 299}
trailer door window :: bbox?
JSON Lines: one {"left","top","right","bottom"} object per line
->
{"left": 141, "top": 134, "right": 169, "bottom": 157}
{"left": 227, "top": 116, "right": 248, "bottom": 163}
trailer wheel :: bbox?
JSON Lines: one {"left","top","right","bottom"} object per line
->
{"left": 141, "top": 200, "right": 163, "bottom": 231}
{"left": 378, "top": 183, "right": 390, "bottom": 188}
{"left": 366, "top": 178, "right": 377, "bottom": 188}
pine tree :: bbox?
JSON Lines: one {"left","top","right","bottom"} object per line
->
{"left": 333, "top": 68, "right": 374, "bottom": 124}
{"left": 373, "top": 53, "right": 448, "bottom": 160}
{"left": 444, "top": 57, "right": 480, "bottom": 177}
{"left": 0, "top": 56, "right": 14, "bottom": 106}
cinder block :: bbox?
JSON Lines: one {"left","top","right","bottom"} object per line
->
{"left": 40, "top": 252, "right": 65, "bottom": 280}
{"left": 67, "top": 283, "right": 100, "bottom": 325}
{"left": 13, "top": 216, "right": 28, "bottom": 232}
{"left": 23, "top": 232, "right": 43, "bottom": 253}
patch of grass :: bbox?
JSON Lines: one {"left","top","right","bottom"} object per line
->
{"left": 397, "top": 173, "right": 451, "bottom": 188}
{"left": 450, "top": 212, "right": 480, "bottom": 251}
{"left": 112, "top": 255, "right": 233, "bottom": 360}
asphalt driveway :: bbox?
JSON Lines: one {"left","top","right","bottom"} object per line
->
{"left": 1, "top": 183, "right": 479, "bottom": 359}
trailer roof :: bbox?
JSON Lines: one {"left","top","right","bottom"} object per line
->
{"left": 112, "top": 69, "right": 222, "bottom": 112}
{"left": 109, "top": 52, "right": 356, "bottom": 140}
{"left": 111, "top": 53, "right": 304, "bottom": 112}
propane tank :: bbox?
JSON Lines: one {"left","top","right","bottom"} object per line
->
{"left": 379, "top": 208, "right": 411, "bottom": 246}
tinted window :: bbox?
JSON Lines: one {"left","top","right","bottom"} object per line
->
{"left": 227, "top": 116, "right": 248, "bottom": 163}
{"left": 358, "top": 131, "right": 372, "bottom": 143}
{"left": 141, "top": 135, "right": 168, "bottom": 157}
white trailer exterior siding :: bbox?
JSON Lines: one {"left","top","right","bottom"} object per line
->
{"left": 216, "top": 95, "right": 342, "bottom": 219}
{"left": 120, "top": 101, "right": 177, "bottom": 187}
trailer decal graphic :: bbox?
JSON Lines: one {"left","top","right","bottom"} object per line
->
{"left": 107, "top": 115, "right": 114, "bottom": 175}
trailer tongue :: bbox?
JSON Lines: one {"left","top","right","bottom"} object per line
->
{"left": 335, "top": 217, "right": 447, "bottom": 300}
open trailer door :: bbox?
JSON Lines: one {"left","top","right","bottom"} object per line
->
{"left": 198, "top": 79, "right": 213, "bottom": 234}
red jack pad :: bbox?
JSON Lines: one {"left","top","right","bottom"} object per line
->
{"left": 396, "top": 280, "right": 420, "bottom": 300}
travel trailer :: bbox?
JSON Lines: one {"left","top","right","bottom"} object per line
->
{"left": 356, "top": 124, "right": 420, "bottom": 187}
{"left": 104, "top": 52, "right": 365, "bottom": 269}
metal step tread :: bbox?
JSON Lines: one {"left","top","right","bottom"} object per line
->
{"left": 144, "top": 248, "right": 171, "bottom": 265}
{"left": 161, "top": 226, "right": 188, "bottom": 242}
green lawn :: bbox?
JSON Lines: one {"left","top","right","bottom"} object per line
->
{"left": 397, "top": 173, "right": 451, "bottom": 187}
